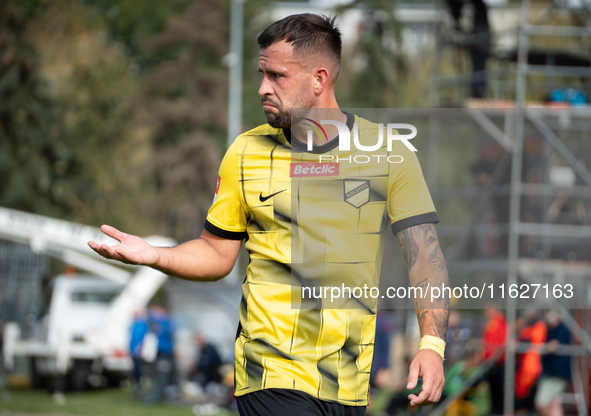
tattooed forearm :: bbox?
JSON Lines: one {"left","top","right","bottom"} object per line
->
{"left": 397, "top": 223, "right": 450, "bottom": 340}
{"left": 417, "top": 308, "right": 427, "bottom": 328}
{"left": 431, "top": 309, "right": 450, "bottom": 339}
{"left": 414, "top": 308, "right": 450, "bottom": 339}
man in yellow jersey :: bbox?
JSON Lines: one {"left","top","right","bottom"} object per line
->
{"left": 89, "top": 14, "right": 449, "bottom": 416}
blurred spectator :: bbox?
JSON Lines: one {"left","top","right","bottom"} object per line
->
{"left": 445, "top": 0, "right": 491, "bottom": 98}
{"left": 535, "top": 310, "right": 572, "bottom": 416}
{"left": 142, "top": 305, "right": 175, "bottom": 403}
{"left": 370, "top": 310, "right": 394, "bottom": 388}
{"left": 446, "top": 310, "right": 471, "bottom": 364}
{"left": 129, "top": 310, "right": 148, "bottom": 392}
{"left": 515, "top": 309, "right": 546, "bottom": 412}
{"left": 483, "top": 302, "right": 506, "bottom": 415}
{"left": 441, "top": 339, "right": 485, "bottom": 416}
{"left": 193, "top": 334, "right": 223, "bottom": 388}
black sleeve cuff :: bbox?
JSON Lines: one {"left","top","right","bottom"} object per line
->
{"left": 391, "top": 212, "right": 440, "bottom": 235}
{"left": 204, "top": 219, "right": 247, "bottom": 240}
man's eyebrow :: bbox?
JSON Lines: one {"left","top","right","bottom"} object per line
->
{"left": 258, "top": 67, "right": 284, "bottom": 76}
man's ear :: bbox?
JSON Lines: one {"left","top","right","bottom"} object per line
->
{"left": 313, "top": 67, "right": 331, "bottom": 95}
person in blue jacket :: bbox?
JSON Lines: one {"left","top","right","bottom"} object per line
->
{"left": 129, "top": 310, "right": 148, "bottom": 391}
{"left": 535, "top": 310, "right": 572, "bottom": 416}
{"left": 142, "top": 305, "right": 175, "bottom": 403}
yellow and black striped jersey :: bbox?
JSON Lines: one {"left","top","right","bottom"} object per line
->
{"left": 204, "top": 112, "right": 438, "bottom": 406}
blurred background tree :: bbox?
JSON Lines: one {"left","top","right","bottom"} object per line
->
{"left": 337, "top": 0, "right": 433, "bottom": 108}
{"left": 0, "top": 0, "right": 156, "bottom": 233}
{"left": 26, "top": 0, "right": 150, "bottom": 231}
{"left": 0, "top": 0, "right": 74, "bottom": 218}
{"left": 135, "top": 0, "right": 227, "bottom": 242}
{"left": 337, "top": 0, "right": 409, "bottom": 108}
{"left": 87, "top": 0, "right": 230, "bottom": 242}
{"left": 1, "top": 0, "right": 234, "bottom": 242}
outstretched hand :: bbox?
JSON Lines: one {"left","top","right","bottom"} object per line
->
{"left": 406, "top": 349, "right": 445, "bottom": 406}
{"left": 88, "top": 225, "right": 160, "bottom": 266}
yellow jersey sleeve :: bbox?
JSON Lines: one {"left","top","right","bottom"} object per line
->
{"left": 387, "top": 141, "right": 439, "bottom": 235}
{"left": 204, "top": 139, "right": 248, "bottom": 240}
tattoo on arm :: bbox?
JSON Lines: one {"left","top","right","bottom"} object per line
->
{"left": 414, "top": 307, "right": 449, "bottom": 339}
{"left": 397, "top": 228, "right": 417, "bottom": 269}
{"left": 431, "top": 308, "right": 450, "bottom": 339}
{"left": 417, "top": 308, "right": 428, "bottom": 329}
{"left": 423, "top": 226, "right": 437, "bottom": 248}
{"left": 429, "top": 245, "right": 447, "bottom": 270}
{"left": 415, "top": 277, "right": 428, "bottom": 287}
{"left": 397, "top": 223, "right": 450, "bottom": 340}
{"left": 396, "top": 224, "right": 438, "bottom": 270}
{"left": 396, "top": 230, "right": 411, "bottom": 267}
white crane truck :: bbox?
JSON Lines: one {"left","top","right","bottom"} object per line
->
{"left": 0, "top": 206, "right": 176, "bottom": 389}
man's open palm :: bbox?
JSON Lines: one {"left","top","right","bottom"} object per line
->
{"left": 88, "top": 225, "right": 160, "bottom": 266}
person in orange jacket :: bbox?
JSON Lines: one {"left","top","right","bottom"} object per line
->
{"left": 483, "top": 302, "right": 506, "bottom": 415}
{"left": 515, "top": 310, "right": 547, "bottom": 412}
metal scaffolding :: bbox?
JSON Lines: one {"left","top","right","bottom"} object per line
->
{"left": 428, "top": 1, "right": 591, "bottom": 415}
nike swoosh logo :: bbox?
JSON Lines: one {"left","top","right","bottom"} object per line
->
{"left": 259, "top": 189, "right": 286, "bottom": 202}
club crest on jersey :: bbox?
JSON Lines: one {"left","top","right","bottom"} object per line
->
{"left": 344, "top": 180, "right": 370, "bottom": 208}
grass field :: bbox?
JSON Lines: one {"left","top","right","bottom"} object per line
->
{"left": 0, "top": 387, "right": 238, "bottom": 416}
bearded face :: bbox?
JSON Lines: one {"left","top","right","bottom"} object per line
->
{"left": 258, "top": 41, "right": 317, "bottom": 129}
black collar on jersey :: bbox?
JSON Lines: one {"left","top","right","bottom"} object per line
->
{"left": 283, "top": 111, "right": 355, "bottom": 154}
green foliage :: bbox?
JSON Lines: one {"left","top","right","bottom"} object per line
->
{"left": 85, "top": 0, "right": 235, "bottom": 241}
{"left": 0, "top": 0, "right": 75, "bottom": 217}
{"left": 337, "top": 0, "right": 409, "bottom": 108}
{"left": 30, "top": 0, "right": 154, "bottom": 231}
{"left": 241, "top": 0, "right": 276, "bottom": 131}
{"left": 0, "top": 0, "right": 154, "bottom": 234}
{"left": 84, "top": 0, "right": 186, "bottom": 66}
{"left": 130, "top": 0, "right": 229, "bottom": 241}
{"left": 0, "top": 0, "right": 235, "bottom": 240}
{"left": 335, "top": 0, "right": 436, "bottom": 108}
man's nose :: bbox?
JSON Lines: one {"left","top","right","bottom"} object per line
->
{"left": 258, "top": 75, "right": 273, "bottom": 97}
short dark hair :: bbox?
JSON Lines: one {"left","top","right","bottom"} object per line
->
{"left": 258, "top": 14, "right": 342, "bottom": 75}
